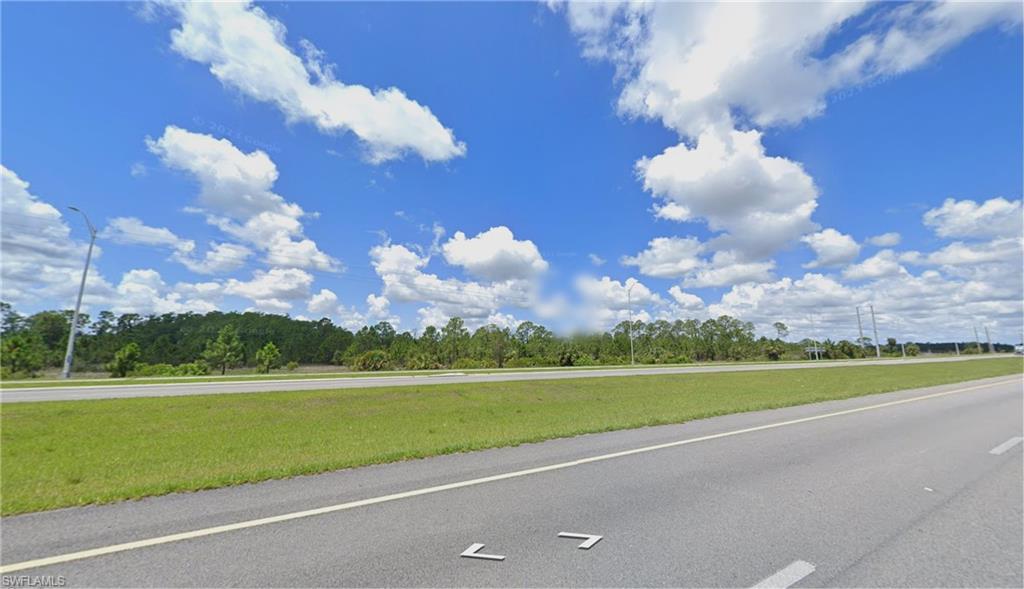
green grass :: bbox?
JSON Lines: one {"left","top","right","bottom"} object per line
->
{"left": 1, "top": 358, "right": 1019, "bottom": 515}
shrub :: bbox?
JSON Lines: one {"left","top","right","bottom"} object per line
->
{"left": 452, "top": 358, "right": 497, "bottom": 370}
{"left": 255, "top": 342, "right": 281, "bottom": 374}
{"left": 174, "top": 361, "right": 210, "bottom": 376}
{"left": 0, "top": 332, "right": 47, "bottom": 378}
{"left": 286, "top": 360, "right": 299, "bottom": 371}
{"left": 353, "top": 350, "right": 390, "bottom": 371}
{"left": 108, "top": 343, "right": 142, "bottom": 378}
{"left": 557, "top": 343, "right": 580, "bottom": 367}
{"left": 573, "top": 354, "right": 596, "bottom": 366}
{"left": 128, "top": 361, "right": 210, "bottom": 377}
{"left": 406, "top": 353, "right": 442, "bottom": 370}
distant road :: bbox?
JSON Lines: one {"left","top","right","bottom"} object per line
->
{"left": 0, "top": 355, "right": 1010, "bottom": 403}
{"left": 1, "top": 375, "right": 1020, "bottom": 586}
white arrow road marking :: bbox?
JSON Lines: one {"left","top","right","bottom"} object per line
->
{"left": 558, "top": 532, "right": 602, "bottom": 549}
{"left": 460, "top": 543, "right": 505, "bottom": 561}
{"left": 989, "top": 436, "right": 1023, "bottom": 455}
{"left": 751, "top": 560, "right": 816, "bottom": 588}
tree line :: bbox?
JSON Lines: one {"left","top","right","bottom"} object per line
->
{"left": 1, "top": 302, "right": 973, "bottom": 379}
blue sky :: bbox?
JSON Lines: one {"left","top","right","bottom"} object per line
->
{"left": 2, "top": 2, "right": 1022, "bottom": 342}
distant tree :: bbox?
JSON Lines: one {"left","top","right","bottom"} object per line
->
{"left": 764, "top": 340, "right": 784, "bottom": 361}
{"left": 441, "top": 317, "right": 470, "bottom": 367}
{"left": 773, "top": 322, "right": 789, "bottom": 340}
{"left": 202, "top": 325, "right": 244, "bottom": 375}
{"left": 107, "top": 342, "right": 142, "bottom": 377}
{"left": 1, "top": 332, "right": 47, "bottom": 377}
{"left": 1, "top": 302, "right": 26, "bottom": 335}
{"left": 885, "top": 337, "right": 899, "bottom": 355}
{"left": 255, "top": 342, "right": 281, "bottom": 374}
{"left": 906, "top": 343, "right": 920, "bottom": 357}
{"left": 27, "top": 310, "right": 71, "bottom": 365}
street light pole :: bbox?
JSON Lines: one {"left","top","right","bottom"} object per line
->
{"left": 61, "top": 207, "right": 97, "bottom": 379}
{"left": 869, "top": 304, "right": 881, "bottom": 358}
{"left": 626, "top": 281, "right": 636, "bottom": 366}
{"left": 855, "top": 306, "right": 865, "bottom": 349}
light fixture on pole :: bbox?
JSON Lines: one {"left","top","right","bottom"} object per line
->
{"left": 61, "top": 207, "right": 97, "bottom": 379}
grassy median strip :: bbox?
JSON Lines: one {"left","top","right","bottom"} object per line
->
{"left": 2, "top": 358, "right": 1020, "bottom": 515}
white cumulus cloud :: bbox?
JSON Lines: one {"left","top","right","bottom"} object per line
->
{"left": 923, "top": 197, "right": 1023, "bottom": 240}
{"left": 801, "top": 228, "right": 860, "bottom": 268}
{"left": 148, "top": 125, "right": 338, "bottom": 272}
{"left": 163, "top": 1, "right": 465, "bottom": 163}
{"left": 441, "top": 226, "right": 548, "bottom": 281}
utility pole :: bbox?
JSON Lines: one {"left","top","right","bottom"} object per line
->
{"left": 974, "top": 325, "right": 982, "bottom": 353}
{"left": 954, "top": 342, "right": 960, "bottom": 356}
{"left": 900, "top": 342, "right": 906, "bottom": 358}
{"left": 61, "top": 207, "right": 97, "bottom": 379}
{"left": 626, "top": 282, "right": 636, "bottom": 366}
{"left": 869, "top": 304, "right": 881, "bottom": 358}
{"left": 985, "top": 326, "right": 994, "bottom": 354}
{"left": 856, "top": 306, "right": 866, "bottom": 349}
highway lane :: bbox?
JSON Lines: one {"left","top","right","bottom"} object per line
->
{"left": 1, "top": 375, "right": 1020, "bottom": 587}
{"left": 0, "top": 355, "right": 1009, "bottom": 402}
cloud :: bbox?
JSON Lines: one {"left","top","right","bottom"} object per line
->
{"left": 0, "top": 165, "right": 116, "bottom": 307}
{"left": 369, "top": 241, "right": 538, "bottom": 324}
{"left": 560, "top": 1, "right": 1019, "bottom": 262}
{"left": 562, "top": 2, "right": 1020, "bottom": 137}
{"left": 922, "top": 197, "right": 1023, "bottom": 240}
{"left": 572, "top": 275, "right": 661, "bottom": 329}
{"left": 867, "top": 232, "right": 901, "bottom": 247}
{"left": 588, "top": 253, "right": 606, "bottom": 266}
{"left": 621, "top": 236, "right": 704, "bottom": 278}
{"left": 102, "top": 217, "right": 192, "bottom": 252}
{"left": 101, "top": 216, "right": 251, "bottom": 275}
{"left": 224, "top": 267, "right": 314, "bottom": 313}
{"left": 843, "top": 250, "right": 905, "bottom": 281}
{"left": 638, "top": 128, "right": 819, "bottom": 258}
{"left": 163, "top": 1, "right": 465, "bottom": 163}
{"left": 683, "top": 250, "right": 775, "bottom": 288}
{"left": 148, "top": 125, "right": 338, "bottom": 271}
{"left": 918, "top": 238, "right": 1023, "bottom": 267}
{"left": 667, "top": 286, "right": 705, "bottom": 312}
{"left": 112, "top": 269, "right": 221, "bottom": 315}
{"left": 441, "top": 226, "right": 549, "bottom": 281}
{"left": 801, "top": 228, "right": 860, "bottom": 268}
{"left": 307, "top": 288, "right": 339, "bottom": 317}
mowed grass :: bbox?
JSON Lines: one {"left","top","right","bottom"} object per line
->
{"left": 2, "top": 358, "right": 1020, "bottom": 515}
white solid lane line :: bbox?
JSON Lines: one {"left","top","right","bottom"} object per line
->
{"left": 0, "top": 377, "right": 1017, "bottom": 574}
{"left": 751, "top": 560, "right": 816, "bottom": 588}
{"left": 989, "top": 436, "right": 1023, "bottom": 455}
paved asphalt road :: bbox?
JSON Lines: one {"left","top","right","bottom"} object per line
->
{"left": 1, "top": 375, "right": 1021, "bottom": 587}
{"left": 0, "top": 355, "right": 1010, "bottom": 402}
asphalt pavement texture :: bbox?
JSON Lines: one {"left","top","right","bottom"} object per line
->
{"left": 0, "top": 355, "right": 1009, "bottom": 402}
{"left": 1, "top": 374, "right": 1021, "bottom": 587}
